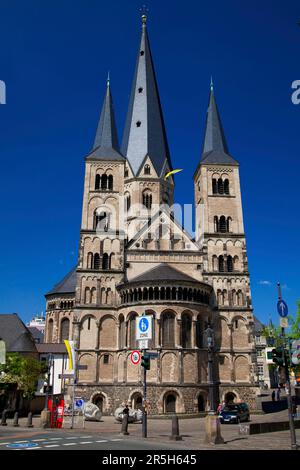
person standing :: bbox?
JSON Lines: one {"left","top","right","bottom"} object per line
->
{"left": 271, "top": 390, "right": 276, "bottom": 402}
{"left": 276, "top": 387, "right": 281, "bottom": 401}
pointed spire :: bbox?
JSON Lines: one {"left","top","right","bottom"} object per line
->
{"left": 200, "top": 80, "right": 238, "bottom": 165}
{"left": 87, "top": 77, "right": 125, "bottom": 161}
{"left": 121, "top": 17, "right": 172, "bottom": 175}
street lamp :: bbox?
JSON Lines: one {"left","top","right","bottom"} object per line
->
{"left": 203, "top": 321, "right": 224, "bottom": 445}
{"left": 205, "top": 322, "right": 215, "bottom": 414}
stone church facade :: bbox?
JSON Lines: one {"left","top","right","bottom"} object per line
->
{"left": 45, "top": 16, "right": 258, "bottom": 415}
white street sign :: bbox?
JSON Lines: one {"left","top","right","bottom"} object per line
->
{"left": 280, "top": 317, "right": 288, "bottom": 328}
{"left": 136, "top": 315, "right": 152, "bottom": 340}
{"left": 138, "top": 340, "right": 149, "bottom": 350}
{"left": 0, "top": 340, "right": 6, "bottom": 365}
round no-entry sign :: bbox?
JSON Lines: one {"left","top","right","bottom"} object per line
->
{"left": 130, "top": 350, "right": 141, "bottom": 365}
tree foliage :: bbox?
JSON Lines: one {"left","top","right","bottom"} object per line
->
{"left": 0, "top": 353, "right": 46, "bottom": 398}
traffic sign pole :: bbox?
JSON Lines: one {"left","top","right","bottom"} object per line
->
{"left": 277, "top": 282, "right": 297, "bottom": 450}
{"left": 142, "top": 348, "right": 147, "bottom": 439}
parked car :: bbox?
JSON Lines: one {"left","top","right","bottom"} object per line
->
{"left": 218, "top": 403, "right": 250, "bottom": 424}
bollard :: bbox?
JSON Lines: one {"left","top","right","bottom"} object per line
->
{"left": 120, "top": 414, "right": 129, "bottom": 435}
{"left": 1, "top": 409, "right": 7, "bottom": 426}
{"left": 27, "top": 411, "right": 34, "bottom": 428}
{"left": 13, "top": 411, "right": 19, "bottom": 427}
{"left": 170, "top": 415, "right": 182, "bottom": 440}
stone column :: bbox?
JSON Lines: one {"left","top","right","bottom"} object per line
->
{"left": 72, "top": 319, "right": 81, "bottom": 349}
{"left": 156, "top": 318, "right": 161, "bottom": 348}
{"left": 176, "top": 318, "right": 182, "bottom": 348}
{"left": 192, "top": 319, "right": 197, "bottom": 349}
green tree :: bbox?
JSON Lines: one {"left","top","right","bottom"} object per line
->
{"left": 289, "top": 300, "right": 300, "bottom": 340}
{"left": 0, "top": 353, "right": 46, "bottom": 399}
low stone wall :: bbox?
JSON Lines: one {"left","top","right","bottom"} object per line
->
{"left": 239, "top": 419, "right": 300, "bottom": 435}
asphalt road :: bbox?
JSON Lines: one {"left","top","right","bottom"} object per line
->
{"left": 0, "top": 430, "right": 182, "bottom": 451}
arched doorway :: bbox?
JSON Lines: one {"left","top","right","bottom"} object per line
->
{"left": 225, "top": 392, "right": 237, "bottom": 404}
{"left": 165, "top": 393, "right": 176, "bottom": 413}
{"left": 92, "top": 394, "right": 104, "bottom": 412}
{"left": 131, "top": 393, "right": 143, "bottom": 411}
{"left": 197, "top": 395, "right": 205, "bottom": 412}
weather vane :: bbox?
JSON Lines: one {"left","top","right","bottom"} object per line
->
{"left": 140, "top": 4, "right": 149, "bottom": 23}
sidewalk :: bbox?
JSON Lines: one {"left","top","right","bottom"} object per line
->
{"left": 1, "top": 410, "right": 299, "bottom": 450}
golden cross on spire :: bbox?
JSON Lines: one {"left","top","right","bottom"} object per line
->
{"left": 140, "top": 4, "right": 149, "bottom": 25}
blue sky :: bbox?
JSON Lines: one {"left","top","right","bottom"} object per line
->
{"left": 0, "top": 0, "right": 299, "bottom": 327}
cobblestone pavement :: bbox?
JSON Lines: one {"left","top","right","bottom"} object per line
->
{"left": 0, "top": 410, "right": 299, "bottom": 450}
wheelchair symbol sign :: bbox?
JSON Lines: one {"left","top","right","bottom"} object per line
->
{"left": 136, "top": 315, "right": 152, "bottom": 340}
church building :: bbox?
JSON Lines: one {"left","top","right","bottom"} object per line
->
{"left": 45, "top": 15, "right": 258, "bottom": 414}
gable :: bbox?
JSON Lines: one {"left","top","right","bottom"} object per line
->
{"left": 127, "top": 209, "right": 200, "bottom": 252}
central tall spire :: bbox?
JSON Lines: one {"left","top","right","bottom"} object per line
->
{"left": 121, "top": 16, "right": 172, "bottom": 176}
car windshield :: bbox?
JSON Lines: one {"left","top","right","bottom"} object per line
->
{"left": 223, "top": 405, "right": 239, "bottom": 411}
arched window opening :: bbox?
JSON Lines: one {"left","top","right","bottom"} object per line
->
{"left": 218, "top": 255, "right": 225, "bottom": 272}
{"left": 224, "top": 179, "right": 230, "bottom": 195}
{"left": 160, "top": 287, "right": 165, "bottom": 301}
{"left": 212, "top": 178, "right": 217, "bottom": 194}
{"left": 119, "top": 315, "right": 125, "bottom": 349}
{"left": 182, "top": 314, "right": 192, "bottom": 348}
{"left": 48, "top": 319, "right": 53, "bottom": 342}
{"left": 227, "top": 255, "right": 233, "bottom": 272}
{"left": 198, "top": 395, "right": 205, "bottom": 412}
{"left": 238, "top": 291, "right": 244, "bottom": 306}
{"left": 232, "top": 290, "right": 237, "bottom": 306}
{"left": 162, "top": 312, "right": 175, "bottom": 348}
{"left": 144, "top": 164, "right": 151, "bottom": 175}
{"left": 165, "top": 393, "right": 176, "bottom": 413}
{"left": 60, "top": 318, "right": 70, "bottom": 343}
{"left": 129, "top": 314, "right": 138, "bottom": 349}
{"left": 101, "top": 173, "right": 108, "bottom": 190}
{"left": 93, "top": 253, "right": 100, "bottom": 270}
{"left": 92, "top": 394, "right": 104, "bottom": 412}
{"left": 219, "top": 215, "right": 227, "bottom": 233}
{"left": 214, "top": 216, "right": 219, "bottom": 232}
{"left": 212, "top": 255, "right": 218, "bottom": 271}
{"left": 102, "top": 253, "right": 109, "bottom": 270}
{"left": 142, "top": 190, "right": 152, "bottom": 209}
{"left": 227, "top": 217, "right": 232, "bottom": 233}
{"left": 218, "top": 178, "right": 224, "bottom": 194}
{"left": 125, "top": 193, "right": 131, "bottom": 211}
{"left": 154, "top": 287, "right": 159, "bottom": 300}
{"left": 166, "top": 287, "right": 171, "bottom": 300}
{"left": 196, "top": 315, "right": 203, "bottom": 348}
{"left": 108, "top": 174, "right": 113, "bottom": 190}
{"left": 94, "top": 210, "right": 110, "bottom": 231}
{"left": 84, "top": 287, "right": 91, "bottom": 304}
{"left": 95, "top": 174, "right": 101, "bottom": 190}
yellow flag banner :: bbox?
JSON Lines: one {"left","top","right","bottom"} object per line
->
{"left": 64, "top": 339, "right": 75, "bottom": 372}
{"left": 164, "top": 169, "right": 183, "bottom": 180}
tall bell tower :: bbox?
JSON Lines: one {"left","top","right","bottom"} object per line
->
{"left": 194, "top": 81, "right": 256, "bottom": 388}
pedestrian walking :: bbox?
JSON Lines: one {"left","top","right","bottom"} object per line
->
{"left": 271, "top": 390, "right": 275, "bottom": 402}
{"left": 276, "top": 387, "right": 281, "bottom": 401}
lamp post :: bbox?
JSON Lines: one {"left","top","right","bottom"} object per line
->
{"left": 204, "top": 321, "right": 224, "bottom": 445}
{"left": 205, "top": 323, "right": 215, "bottom": 413}
{"left": 40, "top": 353, "right": 53, "bottom": 428}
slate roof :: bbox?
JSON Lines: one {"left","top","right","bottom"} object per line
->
{"left": 0, "top": 313, "right": 37, "bottom": 353}
{"left": 126, "top": 264, "right": 200, "bottom": 284}
{"left": 46, "top": 267, "right": 77, "bottom": 296}
{"left": 200, "top": 85, "right": 238, "bottom": 165}
{"left": 36, "top": 343, "right": 67, "bottom": 354}
{"left": 27, "top": 327, "right": 44, "bottom": 344}
{"left": 86, "top": 80, "right": 125, "bottom": 161}
{"left": 253, "top": 316, "right": 265, "bottom": 334}
{"left": 121, "top": 21, "right": 172, "bottom": 176}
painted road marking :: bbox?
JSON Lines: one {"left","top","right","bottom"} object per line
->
{"left": 63, "top": 443, "right": 77, "bottom": 446}
{"left": 96, "top": 440, "right": 108, "bottom": 443}
{"left": 26, "top": 447, "right": 42, "bottom": 450}
{"left": 79, "top": 441, "right": 93, "bottom": 444}
{"left": 0, "top": 442, "right": 10, "bottom": 446}
{"left": 111, "top": 439, "right": 123, "bottom": 441}
{"left": 32, "top": 439, "right": 47, "bottom": 442}
{"left": 49, "top": 437, "right": 63, "bottom": 440}
{"left": 66, "top": 436, "right": 80, "bottom": 439}
{"left": 44, "top": 444, "right": 60, "bottom": 448}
